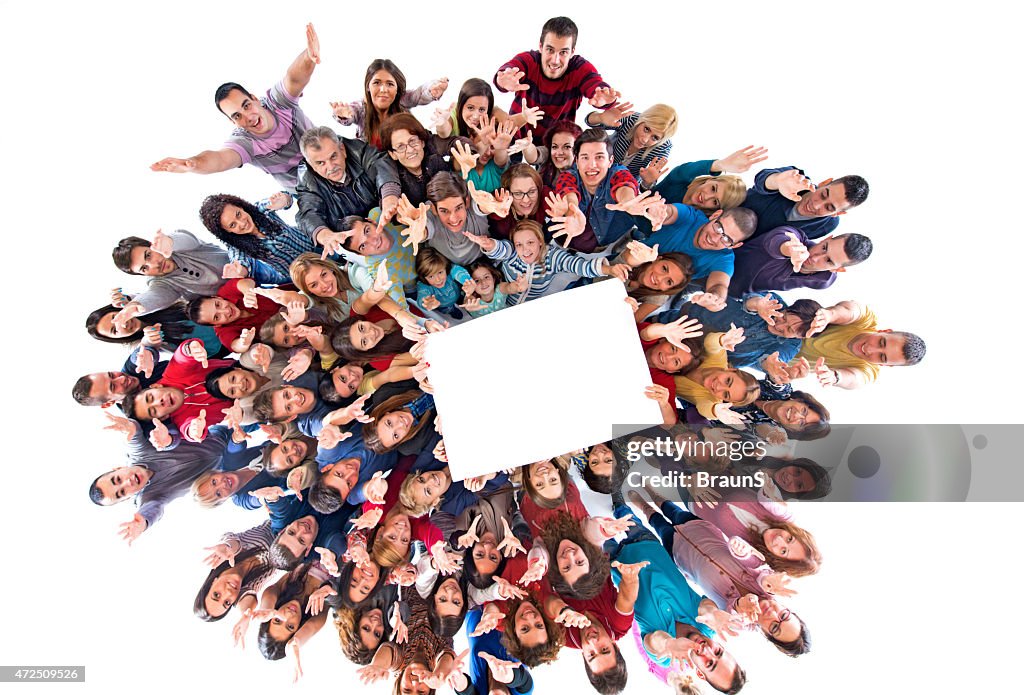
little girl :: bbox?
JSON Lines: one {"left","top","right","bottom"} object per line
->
{"left": 415, "top": 247, "right": 473, "bottom": 319}
{"left": 460, "top": 259, "right": 524, "bottom": 317}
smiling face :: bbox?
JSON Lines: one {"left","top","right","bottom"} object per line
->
{"left": 639, "top": 258, "right": 687, "bottom": 292}
{"left": 270, "top": 386, "right": 316, "bottom": 420}
{"left": 772, "top": 465, "right": 817, "bottom": 494}
{"left": 88, "top": 371, "right": 140, "bottom": 403}
{"left": 376, "top": 410, "right": 415, "bottom": 450}
{"left": 378, "top": 513, "right": 412, "bottom": 557}
{"left": 367, "top": 69, "right": 398, "bottom": 112}
{"left": 528, "top": 460, "right": 563, "bottom": 501}
{"left": 461, "top": 96, "right": 489, "bottom": 132}
{"left": 303, "top": 264, "right": 340, "bottom": 298}
{"left": 646, "top": 340, "right": 696, "bottom": 374}
{"left": 762, "top": 401, "right": 822, "bottom": 432}
{"left": 267, "top": 600, "right": 302, "bottom": 642}
{"left": 198, "top": 472, "right": 240, "bottom": 502}
{"left": 219, "top": 204, "right": 256, "bottom": 236}
{"left": 513, "top": 601, "right": 549, "bottom": 647}
{"left": 765, "top": 312, "right": 807, "bottom": 339}
{"left": 683, "top": 630, "right": 739, "bottom": 692}
{"left": 539, "top": 32, "right": 575, "bottom": 79}
{"left": 513, "top": 227, "right": 543, "bottom": 265}
{"left": 277, "top": 515, "right": 318, "bottom": 561}
{"left": 425, "top": 269, "right": 447, "bottom": 289}
{"left": 763, "top": 528, "right": 807, "bottom": 561}
{"left": 307, "top": 137, "right": 347, "bottom": 182}
{"left": 398, "top": 662, "right": 431, "bottom": 695}
{"left": 197, "top": 297, "right": 242, "bottom": 325}
{"left": 802, "top": 236, "right": 851, "bottom": 273}
{"left": 407, "top": 469, "right": 450, "bottom": 507}
{"left": 129, "top": 246, "right": 175, "bottom": 276}
{"left": 757, "top": 598, "right": 800, "bottom": 643}
{"left": 587, "top": 444, "right": 615, "bottom": 479}
{"left": 320, "top": 457, "right": 360, "bottom": 500}
{"left": 217, "top": 368, "right": 261, "bottom": 400}
{"left": 270, "top": 321, "right": 303, "bottom": 349}
{"left": 557, "top": 539, "right": 589, "bottom": 585}
{"left": 132, "top": 386, "right": 184, "bottom": 420}
{"left": 581, "top": 620, "right": 618, "bottom": 675}
{"left": 508, "top": 175, "right": 541, "bottom": 216}
{"left": 218, "top": 88, "right": 274, "bottom": 136}
{"left": 433, "top": 195, "right": 468, "bottom": 233}
{"left": 205, "top": 569, "right": 243, "bottom": 618}
{"left": 576, "top": 142, "right": 611, "bottom": 190}
{"left": 267, "top": 439, "right": 309, "bottom": 475}
{"left": 358, "top": 608, "right": 385, "bottom": 650}
{"left": 471, "top": 532, "right": 501, "bottom": 576}
{"left": 94, "top": 465, "right": 154, "bottom": 504}
{"left": 702, "top": 369, "right": 747, "bottom": 403}
{"left": 388, "top": 128, "right": 425, "bottom": 172}
{"left": 631, "top": 122, "right": 664, "bottom": 151}
{"left": 345, "top": 219, "right": 392, "bottom": 257}
{"left": 96, "top": 311, "right": 141, "bottom": 339}
{"left": 795, "top": 182, "right": 850, "bottom": 217}
{"left": 549, "top": 132, "right": 576, "bottom": 170}
{"left": 348, "top": 320, "right": 386, "bottom": 352}
{"left": 695, "top": 213, "right": 743, "bottom": 251}
{"left": 686, "top": 178, "right": 726, "bottom": 210}
{"left": 471, "top": 267, "right": 496, "bottom": 299}
{"left": 330, "top": 363, "right": 364, "bottom": 399}
{"left": 348, "top": 561, "right": 381, "bottom": 603}
{"left": 847, "top": 332, "right": 907, "bottom": 365}
{"left": 433, "top": 577, "right": 464, "bottom": 618}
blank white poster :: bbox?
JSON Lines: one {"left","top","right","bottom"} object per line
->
{"left": 424, "top": 279, "right": 663, "bottom": 481}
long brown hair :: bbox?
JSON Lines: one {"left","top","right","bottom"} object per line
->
{"left": 363, "top": 59, "right": 408, "bottom": 148}
{"left": 628, "top": 252, "right": 694, "bottom": 298}
{"left": 363, "top": 390, "right": 434, "bottom": 454}
{"left": 289, "top": 253, "right": 354, "bottom": 322}
{"left": 748, "top": 519, "right": 822, "bottom": 578}
{"left": 539, "top": 512, "right": 610, "bottom": 600}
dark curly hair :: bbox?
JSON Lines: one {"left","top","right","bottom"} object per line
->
{"left": 540, "top": 512, "right": 610, "bottom": 600}
{"left": 500, "top": 593, "right": 565, "bottom": 667}
{"left": 199, "top": 193, "right": 287, "bottom": 261}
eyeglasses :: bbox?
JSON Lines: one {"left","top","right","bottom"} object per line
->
{"left": 510, "top": 188, "right": 538, "bottom": 201}
{"left": 393, "top": 137, "right": 423, "bottom": 155}
{"left": 771, "top": 608, "right": 792, "bottom": 635}
{"left": 712, "top": 219, "right": 735, "bottom": 246}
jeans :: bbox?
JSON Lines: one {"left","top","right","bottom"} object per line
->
{"left": 646, "top": 499, "right": 699, "bottom": 554}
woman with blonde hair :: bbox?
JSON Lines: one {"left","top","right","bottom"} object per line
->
{"left": 676, "top": 329, "right": 762, "bottom": 428}
{"left": 289, "top": 253, "right": 359, "bottom": 323}
{"left": 587, "top": 103, "right": 679, "bottom": 185}
{"left": 652, "top": 145, "right": 771, "bottom": 212}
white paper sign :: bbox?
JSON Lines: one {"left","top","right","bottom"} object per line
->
{"left": 424, "top": 279, "right": 664, "bottom": 481}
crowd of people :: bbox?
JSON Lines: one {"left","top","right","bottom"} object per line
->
{"left": 74, "top": 16, "right": 925, "bottom": 694}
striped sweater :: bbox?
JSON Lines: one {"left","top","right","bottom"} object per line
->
{"left": 485, "top": 240, "right": 605, "bottom": 304}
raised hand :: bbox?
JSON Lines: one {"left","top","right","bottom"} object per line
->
{"left": 466, "top": 180, "right": 509, "bottom": 217}
{"left": 150, "top": 157, "right": 197, "bottom": 173}
{"left": 136, "top": 348, "right": 156, "bottom": 379}
{"left": 643, "top": 199, "right": 672, "bottom": 232}
{"left": 719, "top": 323, "right": 746, "bottom": 351}
{"left": 329, "top": 101, "right": 354, "bottom": 121}
{"left": 605, "top": 189, "right": 661, "bottom": 215}
{"left": 774, "top": 169, "right": 815, "bottom": 202}
{"left": 640, "top": 156, "right": 669, "bottom": 187}
{"left": 150, "top": 229, "right": 174, "bottom": 258}
{"left": 588, "top": 86, "right": 621, "bottom": 108}
{"left": 231, "top": 611, "right": 251, "bottom": 650}
{"left": 286, "top": 468, "right": 306, "bottom": 501}
{"left": 430, "top": 105, "right": 450, "bottom": 133}
{"left": 594, "top": 515, "right": 635, "bottom": 539}
{"left": 751, "top": 295, "right": 785, "bottom": 326}
{"left": 458, "top": 295, "right": 483, "bottom": 313}
{"left": 357, "top": 664, "right": 390, "bottom": 685}
{"left": 480, "top": 653, "right": 520, "bottom": 684}
{"left": 282, "top": 349, "right": 312, "bottom": 381}
{"left": 815, "top": 357, "right": 839, "bottom": 387}
{"left": 469, "top": 607, "right": 505, "bottom": 637}
{"left": 371, "top": 260, "right": 393, "bottom": 294}
{"left": 496, "top": 67, "right": 528, "bottom": 92}
{"left": 735, "top": 593, "right": 762, "bottom": 624}
{"left": 149, "top": 417, "right": 172, "bottom": 449}
{"left": 519, "top": 99, "right": 546, "bottom": 128}
{"left": 457, "top": 514, "right": 482, "bottom": 549}
{"left": 399, "top": 205, "right": 429, "bottom": 256}
{"left": 259, "top": 423, "right": 285, "bottom": 444}
{"left": 544, "top": 190, "right": 569, "bottom": 219}
{"left": 697, "top": 608, "right": 744, "bottom": 641}
{"left": 493, "top": 576, "right": 526, "bottom": 600}
{"left": 660, "top": 315, "right": 704, "bottom": 350}
{"left": 626, "top": 239, "right": 659, "bottom": 265}
{"left": 603, "top": 260, "right": 630, "bottom": 282}
{"left": 460, "top": 230, "right": 497, "bottom": 253}
{"left": 728, "top": 536, "right": 766, "bottom": 561}
{"left": 611, "top": 559, "right": 650, "bottom": 581}
{"left": 305, "top": 585, "right": 337, "bottom": 616}
{"left": 221, "top": 400, "right": 244, "bottom": 430}
{"left": 711, "top": 403, "right": 747, "bottom": 429}
{"left": 141, "top": 323, "right": 164, "bottom": 347}
{"left": 248, "top": 486, "right": 283, "bottom": 504}
{"left": 390, "top": 606, "right": 409, "bottom": 645}
{"left": 689, "top": 291, "right": 726, "bottom": 312}
{"left": 103, "top": 412, "right": 138, "bottom": 442}
{"left": 554, "top": 607, "right": 591, "bottom": 628}
{"left": 314, "top": 546, "right": 340, "bottom": 577}
{"left": 780, "top": 231, "right": 810, "bottom": 272}
{"left": 248, "top": 343, "right": 272, "bottom": 374}
{"left": 549, "top": 203, "right": 586, "bottom": 248}
{"left": 118, "top": 513, "right": 147, "bottom": 546}
{"left": 186, "top": 340, "right": 209, "bottom": 368}
{"left": 761, "top": 352, "right": 791, "bottom": 385}
{"left": 518, "top": 555, "right": 547, "bottom": 585}
{"left": 428, "top": 76, "right": 449, "bottom": 100}
{"left": 387, "top": 562, "right": 417, "bottom": 587}
{"left": 450, "top": 140, "right": 479, "bottom": 179}
{"left": 318, "top": 229, "right": 354, "bottom": 260}
{"left": 420, "top": 294, "right": 441, "bottom": 311}
{"left": 716, "top": 145, "right": 769, "bottom": 173}
{"left": 350, "top": 507, "right": 384, "bottom": 531}
{"left": 691, "top": 486, "right": 721, "bottom": 509}
{"left": 110, "top": 287, "right": 130, "bottom": 308}
{"left": 203, "top": 542, "right": 237, "bottom": 568}
{"left": 305, "top": 22, "right": 320, "bottom": 64}
{"left": 599, "top": 99, "right": 636, "bottom": 126}
{"left": 805, "top": 306, "right": 834, "bottom": 338}
{"left": 510, "top": 272, "right": 530, "bottom": 295}
{"left": 762, "top": 572, "right": 798, "bottom": 597}
{"left": 186, "top": 409, "right": 209, "bottom": 442}
{"left": 348, "top": 543, "right": 371, "bottom": 568}
{"left": 464, "top": 472, "right": 494, "bottom": 492}
{"left": 497, "top": 518, "right": 526, "bottom": 557}
{"left": 506, "top": 129, "right": 534, "bottom": 156}
{"left": 222, "top": 261, "right": 249, "bottom": 279}
{"left": 363, "top": 471, "right": 388, "bottom": 505}
{"left": 430, "top": 540, "right": 463, "bottom": 575}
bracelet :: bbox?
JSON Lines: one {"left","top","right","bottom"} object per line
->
{"left": 558, "top": 604, "right": 573, "bottom": 616}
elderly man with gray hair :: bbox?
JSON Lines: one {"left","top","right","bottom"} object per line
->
{"left": 294, "top": 125, "right": 402, "bottom": 258}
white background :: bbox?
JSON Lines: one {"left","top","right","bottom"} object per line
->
{"left": 1, "top": 1, "right": 1021, "bottom": 692}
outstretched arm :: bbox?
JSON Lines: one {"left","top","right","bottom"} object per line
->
{"left": 283, "top": 23, "right": 320, "bottom": 98}
{"left": 150, "top": 148, "right": 243, "bottom": 175}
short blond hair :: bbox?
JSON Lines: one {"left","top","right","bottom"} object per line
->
{"left": 634, "top": 104, "right": 679, "bottom": 141}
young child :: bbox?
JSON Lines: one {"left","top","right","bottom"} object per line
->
{"left": 415, "top": 247, "right": 473, "bottom": 319}
{"left": 459, "top": 259, "right": 524, "bottom": 317}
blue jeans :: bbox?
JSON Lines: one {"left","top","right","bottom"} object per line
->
{"left": 646, "top": 499, "right": 699, "bottom": 554}
{"left": 603, "top": 505, "right": 659, "bottom": 560}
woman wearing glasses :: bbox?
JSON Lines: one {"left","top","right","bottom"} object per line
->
{"left": 380, "top": 113, "right": 467, "bottom": 207}
{"left": 486, "top": 164, "right": 552, "bottom": 241}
